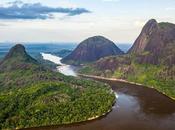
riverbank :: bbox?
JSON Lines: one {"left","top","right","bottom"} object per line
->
{"left": 78, "top": 74, "right": 175, "bottom": 101}
{"left": 23, "top": 103, "right": 116, "bottom": 130}
{"left": 78, "top": 74, "right": 144, "bottom": 86}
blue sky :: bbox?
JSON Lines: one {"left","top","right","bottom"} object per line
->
{"left": 0, "top": 0, "right": 175, "bottom": 43}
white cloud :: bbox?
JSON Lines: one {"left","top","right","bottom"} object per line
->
{"left": 0, "top": 23, "right": 8, "bottom": 26}
{"left": 0, "top": 15, "right": 142, "bottom": 43}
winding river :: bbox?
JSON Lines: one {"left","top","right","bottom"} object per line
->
{"left": 41, "top": 53, "right": 77, "bottom": 76}
{"left": 34, "top": 53, "right": 175, "bottom": 130}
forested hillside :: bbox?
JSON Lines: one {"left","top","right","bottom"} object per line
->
{"left": 0, "top": 44, "right": 115, "bottom": 129}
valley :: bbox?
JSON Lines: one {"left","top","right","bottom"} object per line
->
{"left": 0, "top": 19, "right": 175, "bottom": 130}
{"left": 1, "top": 0, "right": 175, "bottom": 130}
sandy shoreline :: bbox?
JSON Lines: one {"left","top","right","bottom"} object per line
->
{"left": 78, "top": 74, "right": 144, "bottom": 86}
{"left": 78, "top": 74, "right": 175, "bottom": 100}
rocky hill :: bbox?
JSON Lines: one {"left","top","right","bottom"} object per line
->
{"left": 62, "top": 36, "right": 124, "bottom": 65}
{"left": 128, "top": 19, "right": 175, "bottom": 65}
{"left": 79, "top": 19, "right": 175, "bottom": 99}
{"left": 0, "top": 44, "right": 38, "bottom": 72}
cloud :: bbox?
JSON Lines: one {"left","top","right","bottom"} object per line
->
{"left": 7, "top": 0, "right": 23, "bottom": 5}
{"left": 0, "top": 23, "right": 8, "bottom": 26}
{"left": 0, "top": 1, "right": 90, "bottom": 20}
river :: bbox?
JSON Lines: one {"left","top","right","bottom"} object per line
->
{"left": 36, "top": 53, "right": 175, "bottom": 130}
{"left": 41, "top": 53, "right": 77, "bottom": 76}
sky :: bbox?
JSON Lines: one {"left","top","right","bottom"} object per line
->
{"left": 0, "top": 0, "right": 175, "bottom": 44}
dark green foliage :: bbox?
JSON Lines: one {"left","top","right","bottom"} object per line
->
{"left": 0, "top": 53, "right": 115, "bottom": 129}
{"left": 122, "top": 64, "right": 175, "bottom": 99}
{"left": 79, "top": 56, "right": 175, "bottom": 99}
{"left": 0, "top": 80, "right": 115, "bottom": 129}
{"left": 159, "top": 22, "right": 175, "bottom": 29}
{"left": 0, "top": 59, "right": 115, "bottom": 129}
{"left": 0, "top": 44, "right": 115, "bottom": 129}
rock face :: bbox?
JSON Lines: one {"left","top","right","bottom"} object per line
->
{"left": 128, "top": 19, "right": 159, "bottom": 54}
{"left": 62, "top": 36, "right": 124, "bottom": 65}
{"left": 0, "top": 44, "right": 38, "bottom": 71}
{"left": 95, "top": 56, "right": 131, "bottom": 71}
{"left": 128, "top": 19, "right": 175, "bottom": 65}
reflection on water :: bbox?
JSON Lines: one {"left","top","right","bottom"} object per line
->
{"left": 110, "top": 81, "right": 175, "bottom": 116}
{"left": 41, "top": 53, "right": 77, "bottom": 76}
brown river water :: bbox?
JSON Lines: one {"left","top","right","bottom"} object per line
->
{"left": 26, "top": 79, "right": 175, "bottom": 130}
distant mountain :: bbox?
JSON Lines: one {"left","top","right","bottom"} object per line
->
{"left": 0, "top": 43, "right": 76, "bottom": 61}
{"left": 0, "top": 44, "right": 38, "bottom": 72}
{"left": 53, "top": 49, "right": 72, "bottom": 58}
{"left": 128, "top": 19, "right": 175, "bottom": 65}
{"left": 117, "top": 43, "right": 132, "bottom": 53}
{"left": 62, "top": 36, "right": 124, "bottom": 65}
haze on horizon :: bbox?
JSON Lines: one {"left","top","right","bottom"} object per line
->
{"left": 0, "top": 0, "right": 175, "bottom": 44}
